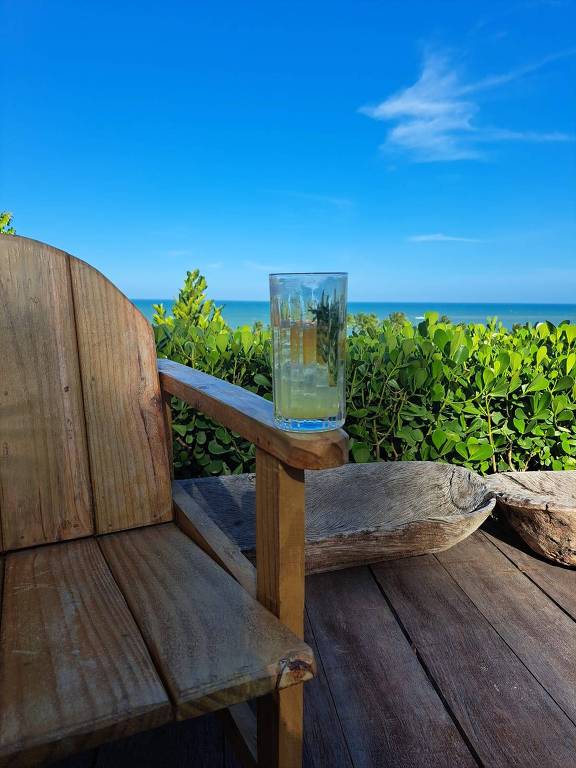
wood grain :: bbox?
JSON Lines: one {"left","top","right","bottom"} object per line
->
{"left": 99, "top": 524, "right": 314, "bottom": 720}
{"left": 306, "top": 567, "right": 475, "bottom": 768}
{"left": 373, "top": 554, "right": 576, "bottom": 767}
{"left": 486, "top": 470, "right": 576, "bottom": 565}
{"left": 173, "top": 481, "right": 256, "bottom": 597}
{"left": 255, "top": 449, "right": 307, "bottom": 768}
{"left": 157, "top": 359, "right": 348, "bottom": 470}
{"left": 70, "top": 257, "right": 173, "bottom": 533}
{"left": 162, "top": 392, "right": 174, "bottom": 479}
{"left": 0, "top": 538, "right": 171, "bottom": 768}
{"left": 255, "top": 451, "right": 306, "bottom": 634}
{"left": 302, "top": 611, "right": 353, "bottom": 768}
{"left": 0, "top": 236, "right": 93, "bottom": 550}
{"left": 483, "top": 524, "right": 576, "bottom": 621}
{"left": 438, "top": 532, "right": 576, "bottom": 726}
{"left": 180, "top": 462, "right": 495, "bottom": 574}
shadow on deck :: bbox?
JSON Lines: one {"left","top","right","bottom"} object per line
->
{"left": 56, "top": 522, "right": 576, "bottom": 768}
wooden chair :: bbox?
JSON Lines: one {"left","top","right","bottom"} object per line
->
{"left": 0, "top": 236, "right": 348, "bottom": 768}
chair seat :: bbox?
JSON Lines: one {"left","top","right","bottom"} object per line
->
{"left": 0, "top": 524, "right": 314, "bottom": 767}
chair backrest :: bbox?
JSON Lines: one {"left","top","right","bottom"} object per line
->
{"left": 0, "top": 236, "right": 173, "bottom": 552}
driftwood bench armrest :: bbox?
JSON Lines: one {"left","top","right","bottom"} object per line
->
{"left": 157, "top": 359, "right": 348, "bottom": 470}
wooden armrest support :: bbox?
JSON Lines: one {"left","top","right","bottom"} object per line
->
{"left": 157, "top": 359, "right": 348, "bottom": 470}
{"left": 221, "top": 703, "right": 258, "bottom": 768}
{"left": 173, "top": 481, "right": 257, "bottom": 598}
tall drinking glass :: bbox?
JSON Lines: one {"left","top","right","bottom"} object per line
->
{"left": 269, "top": 272, "right": 348, "bottom": 432}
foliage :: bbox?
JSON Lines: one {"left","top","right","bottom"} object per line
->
{"left": 154, "top": 270, "right": 272, "bottom": 477}
{"left": 0, "top": 212, "right": 15, "bottom": 235}
{"left": 346, "top": 311, "right": 576, "bottom": 473}
{"left": 155, "top": 274, "right": 576, "bottom": 477}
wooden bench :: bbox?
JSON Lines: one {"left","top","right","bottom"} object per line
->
{"left": 0, "top": 236, "right": 348, "bottom": 768}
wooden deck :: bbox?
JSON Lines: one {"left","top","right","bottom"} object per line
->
{"left": 57, "top": 522, "right": 576, "bottom": 768}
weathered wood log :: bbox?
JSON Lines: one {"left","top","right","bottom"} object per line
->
{"left": 485, "top": 471, "right": 576, "bottom": 566}
{"left": 178, "top": 462, "right": 495, "bottom": 573}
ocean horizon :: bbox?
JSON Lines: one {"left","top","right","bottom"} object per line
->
{"left": 133, "top": 299, "right": 576, "bottom": 330}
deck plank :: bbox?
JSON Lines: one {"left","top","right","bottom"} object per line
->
{"left": 482, "top": 525, "right": 576, "bottom": 621}
{"left": 373, "top": 553, "right": 576, "bottom": 768}
{"left": 303, "top": 610, "right": 354, "bottom": 768}
{"left": 0, "top": 539, "right": 171, "bottom": 768}
{"left": 437, "top": 532, "right": 576, "bottom": 726}
{"left": 306, "top": 567, "right": 476, "bottom": 768}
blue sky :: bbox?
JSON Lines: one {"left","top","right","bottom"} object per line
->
{"left": 2, "top": 0, "right": 575, "bottom": 301}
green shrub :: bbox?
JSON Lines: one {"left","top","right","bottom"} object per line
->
{"left": 346, "top": 311, "right": 576, "bottom": 473}
{"left": 154, "top": 270, "right": 272, "bottom": 476}
{"left": 155, "top": 274, "right": 576, "bottom": 477}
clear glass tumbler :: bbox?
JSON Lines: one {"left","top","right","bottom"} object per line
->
{"left": 269, "top": 272, "right": 348, "bottom": 432}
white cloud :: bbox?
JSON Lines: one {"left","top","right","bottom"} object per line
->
{"left": 360, "top": 49, "right": 575, "bottom": 162}
{"left": 408, "top": 233, "right": 483, "bottom": 243}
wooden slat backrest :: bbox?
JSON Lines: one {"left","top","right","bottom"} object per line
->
{"left": 0, "top": 236, "right": 173, "bottom": 549}
{"left": 0, "top": 237, "right": 93, "bottom": 550}
{"left": 70, "top": 257, "right": 172, "bottom": 533}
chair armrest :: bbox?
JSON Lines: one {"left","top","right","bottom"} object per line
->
{"left": 157, "top": 359, "right": 348, "bottom": 470}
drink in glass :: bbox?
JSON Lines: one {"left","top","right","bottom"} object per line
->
{"left": 269, "top": 272, "right": 347, "bottom": 432}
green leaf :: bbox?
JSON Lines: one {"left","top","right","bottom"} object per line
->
{"left": 215, "top": 427, "right": 232, "bottom": 444}
{"left": 241, "top": 330, "right": 252, "bottom": 354}
{"left": 208, "top": 439, "right": 228, "bottom": 455}
{"left": 536, "top": 347, "right": 547, "bottom": 366}
{"left": 433, "top": 329, "right": 449, "bottom": 351}
{"left": 513, "top": 418, "right": 526, "bottom": 434}
{"left": 411, "top": 368, "right": 427, "bottom": 387}
{"left": 482, "top": 367, "right": 495, "bottom": 387}
{"left": 431, "top": 383, "right": 445, "bottom": 402}
{"left": 555, "top": 375, "right": 574, "bottom": 392}
{"left": 432, "top": 429, "right": 446, "bottom": 450}
{"left": 453, "top": 345, "right": 469, "bottom": 365}
{"left": 254, "top": 373, "right": 271, "bottom": 387}
{"left": 496, "top": 351, "right": 510, "bottom": 373}
{"left": 455, "top": 442, "right": 469, "bottom": 460}
{"left": 536, "top": 322, "right": 550, "bottom": 339}
{"left": 525, "top": 374, "right": 549, "bottom": 393}
{"left": 351, "top": 442, "right": 372, "bottom": 463}
{"left": 469, "top": 443, "right": 494, "bottom": 461}
{"left": 215, "top": 333, "right": 229, "bottom": 353}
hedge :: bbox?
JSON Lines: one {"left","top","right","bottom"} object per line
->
{"left": 154, "top": 271, "right": 576, "bottom": 478}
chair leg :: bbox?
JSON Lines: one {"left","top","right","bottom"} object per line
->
{"left": 257, "top": 686, "right": 303, "bottom": 768}
{"left": 255, "top": 448, "right": 306, "bottom": 768}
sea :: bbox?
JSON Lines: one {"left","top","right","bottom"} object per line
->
{"left": 133, "top": 300, "right": 576, "bottom": 330}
